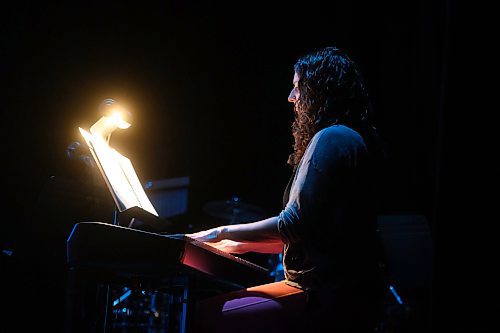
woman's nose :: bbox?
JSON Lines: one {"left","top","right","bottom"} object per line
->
{"left": 288, "top": 89, "right": 296, "bottom": 103}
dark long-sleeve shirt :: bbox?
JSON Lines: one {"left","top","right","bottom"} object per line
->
{"left": 278, "top": 124, "right": 384, "bottom": 292}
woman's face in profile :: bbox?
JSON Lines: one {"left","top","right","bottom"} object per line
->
{"left": 288, "top": 72, "right": 300, "bottom": 104}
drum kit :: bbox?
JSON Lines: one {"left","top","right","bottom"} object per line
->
{"left": 110, "top": 287, "right": 184, "bottom": 332}
{"left": 202, "top": 196, "right": 268, "bottom": 224}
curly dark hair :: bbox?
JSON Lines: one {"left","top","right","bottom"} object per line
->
{"left": 288, "top": 46, "right": 373, "bottom": 167}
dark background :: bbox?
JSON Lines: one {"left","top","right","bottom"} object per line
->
{"left": 1, "top": 0, "right": 469, "bottom": 332}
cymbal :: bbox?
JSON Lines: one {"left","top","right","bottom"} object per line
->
{"left": 202, "top": 198, "right": 268, "bottom": 224}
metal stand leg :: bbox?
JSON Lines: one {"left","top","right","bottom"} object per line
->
{"left": 102, "top": 284, "right": 112, "bottom": 333}
{"left": 180, "top": 277, "right": 190, "bottom": 333}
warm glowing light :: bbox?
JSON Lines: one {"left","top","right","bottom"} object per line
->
{"left": 110, "top": 110, "right": 131, "bottom": 129}
{"left": 90, "top": 111, "right": 131, "bottom": 139}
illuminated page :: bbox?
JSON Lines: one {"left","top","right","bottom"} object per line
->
{"left": 79, "top": 128, "right": 159, "bottom": 216}
{"left": 114, "top": 150, "right": 158, "bottom": 215}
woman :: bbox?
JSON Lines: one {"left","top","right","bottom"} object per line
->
{"left": 188, "top": 46, "right": 386, "bottom": 333}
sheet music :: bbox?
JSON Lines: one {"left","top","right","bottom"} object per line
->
{"left": 79, "top": 127, "right": 158, "bottom": 216}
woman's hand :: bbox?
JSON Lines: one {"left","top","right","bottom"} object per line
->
{"left": 186, "top": 226, "right": 226, "bottom": 243}
{"left": 204, "top": 239, "right": 284, "bottom": 255}
{"left": 206, "top": 239, "right": 247, "bottom": 254}
{"left": 187, "top": 228, "right": 249, "bottom": 254}
{"left": 186, "top": 217, "right": 284, "bottom": 254}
